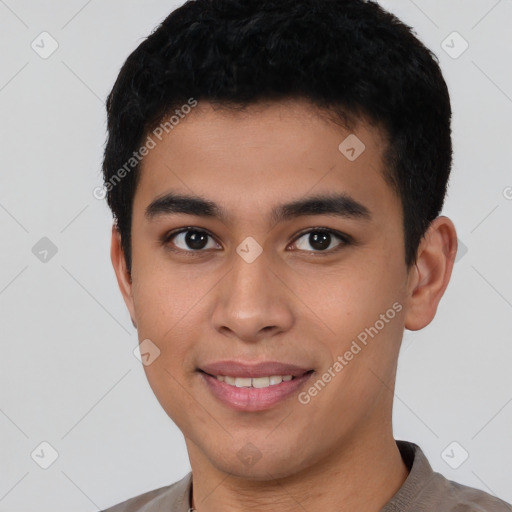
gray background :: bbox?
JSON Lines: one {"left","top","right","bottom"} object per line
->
{"left": 0, "top": 0, "right": 511, "bottom": 510}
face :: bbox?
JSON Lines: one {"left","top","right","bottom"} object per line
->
{"left": 113, "top": 99, "right": 417, "bottom": 479}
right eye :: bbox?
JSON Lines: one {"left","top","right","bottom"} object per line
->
{"left": 163, "top": 228, "right": 222, "bottom": 252}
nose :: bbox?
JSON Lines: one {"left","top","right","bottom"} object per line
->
{"left": 210, "top": 248, "right": 295, "bottom": 343}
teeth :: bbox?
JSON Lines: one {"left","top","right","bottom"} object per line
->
{"left": 235, "top": 377, "right": 252, "bottom": 388}
{"left": 216, "top": 375, "right": 295, "bottom": 388}
{"left": 252, "top": 377, "right": 270, "bottom": 388}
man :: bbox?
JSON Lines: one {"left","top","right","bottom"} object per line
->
{"left": 100, "top": 0, "right": 512, "bottom": 510}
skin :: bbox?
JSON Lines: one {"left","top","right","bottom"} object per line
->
{"left": 111, "top": 99, "right": 457, "bottom": 512}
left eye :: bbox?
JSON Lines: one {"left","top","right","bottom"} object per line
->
{"left": 291, "top": 229, "right": 348, "bottom": 252}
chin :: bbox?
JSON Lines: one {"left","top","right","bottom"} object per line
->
{"left": 206, "top": 444, "right": 312, "bottom": 482}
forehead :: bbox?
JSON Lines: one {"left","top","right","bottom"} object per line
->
{"left": 134, "top": 99, "right": 398, "bottom": 223}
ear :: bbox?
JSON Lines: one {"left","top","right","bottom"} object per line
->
{"left": 110, "top": 225, "right": 137, "bottom": 329}
{"left": 404, "top": 216, "right": 458, "bottom": 331}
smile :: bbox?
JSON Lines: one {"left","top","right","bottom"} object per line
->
{"left": 213, "top": 374, "right": 294, "bottom": 388}
{"left": 199, "top": 369, "right": 315, "bottom": 411}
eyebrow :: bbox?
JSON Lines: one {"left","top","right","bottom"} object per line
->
{"left": 145, "top": 191, "right": 372, "bottom": 224}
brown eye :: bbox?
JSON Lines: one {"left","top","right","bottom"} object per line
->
{"left": 291, "top": 229, "right": 349, "bottom": 253}
{"left": 165, "top": 229, "right": 220, "bottom": 251}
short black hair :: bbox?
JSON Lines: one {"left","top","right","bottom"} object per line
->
{"left": 102, "top": 0, "right": 452, "bottom": 273}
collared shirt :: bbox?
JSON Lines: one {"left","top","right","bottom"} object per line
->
{"left": 101, "top": 440, "right": 511, "bottom": 511}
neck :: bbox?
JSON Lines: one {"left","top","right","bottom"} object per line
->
{"left": 187, "top": 432, "right": 409, "bottom": 512}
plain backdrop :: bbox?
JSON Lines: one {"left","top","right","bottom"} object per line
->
{"left": 0, "top": 0, "right": 511, "bottom": 510}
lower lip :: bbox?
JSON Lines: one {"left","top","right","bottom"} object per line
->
{"left": 199, "top": 371, "right": 314, "bottom": 412}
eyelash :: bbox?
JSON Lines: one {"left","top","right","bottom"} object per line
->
{"left": 161, "top": 227, "right": 351, "bottom": 255}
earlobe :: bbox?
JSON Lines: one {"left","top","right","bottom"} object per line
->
{"left": 404, "top": 216, "right": 457, "bottom": 331}
{"left": 110, "top": 225, "right": 137, "bottom": 328}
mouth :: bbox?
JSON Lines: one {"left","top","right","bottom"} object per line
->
{"left": 197, "top": 361, "right": 315, "bottom": 411}
{"left": 199, "top": 370, "right": 314, "bottom": 389}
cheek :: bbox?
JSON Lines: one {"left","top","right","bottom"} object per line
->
{"left": 299, "top": 262, "right": 402, "bottom": 328}
{"left": 132, "top": 273, "right": 200, "bottom": 427}
{"left": 132, "top": 262, "right": 202, "bottom": 330}
{"left": 299, "top": 260, "right": 406, "bottom": 380}
{"left": 131, "top": 272, "right": 194, "bottom": 375}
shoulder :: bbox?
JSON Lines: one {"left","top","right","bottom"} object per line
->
{"left": 100, "top": 472, "right": 192, "bottom": 512}
{"left": 424, "top": 471, "right": 512, "bottom": 512}
{"left": 386, "top": 441, "right": 511, "bottom": 512}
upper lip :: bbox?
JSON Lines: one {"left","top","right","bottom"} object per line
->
{"left": 199, "top": 360, "right": 313, "bottom": 378}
